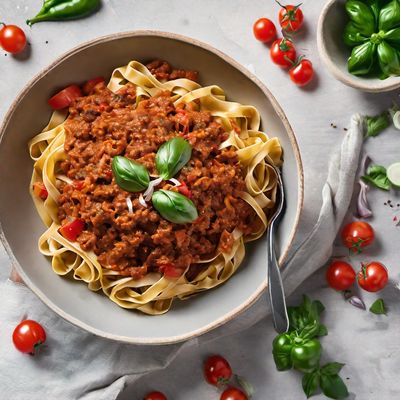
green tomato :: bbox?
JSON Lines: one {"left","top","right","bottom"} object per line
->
{"left": 345, "top": 0, "right": 376, "bottom": 36}
{"left": 348, "top": 41, "right": 377, "bottom": 75}
{"left": 292, "top": 339, "right": 322, "bottom": 373}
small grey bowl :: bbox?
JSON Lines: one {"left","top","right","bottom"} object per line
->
{"left": 317, "top": 0, "right": 400, "bottom": 92}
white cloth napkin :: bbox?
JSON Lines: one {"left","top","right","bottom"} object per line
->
{"left": 0, "top": 115, "right": 364, "bottom": 400}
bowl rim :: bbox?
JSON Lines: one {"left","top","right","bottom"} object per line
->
{"left": 317, "top": 0, "right": 400, "bottom": 93}
{"left": 0, "top": 30, "right": 304, "bottom": 345}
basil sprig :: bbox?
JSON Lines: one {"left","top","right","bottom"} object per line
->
{"left": 111, "top": 156, "right": 150, "bottom": 192}
{"left": 344, "top": 0, "right": 400, "bottom": 79}
{"left": 155, "top": 138, "right": 192, "bottom": 180}
{"left": 152, "top": 189, "right": 198, "bottom": 224}
{"left": 361, "top": 164, "right": 391, "bottom": 190}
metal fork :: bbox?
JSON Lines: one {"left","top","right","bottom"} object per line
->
{"left": 266, "top": 164, "right": 289, "bottom": 333}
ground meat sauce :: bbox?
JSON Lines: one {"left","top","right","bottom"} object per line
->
{"left": 58, "top": 60, "right": 258, "bottom": 279}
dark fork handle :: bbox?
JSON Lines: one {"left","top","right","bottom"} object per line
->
{"left": 267, "top": 221, "right": 289, "bottom": 333}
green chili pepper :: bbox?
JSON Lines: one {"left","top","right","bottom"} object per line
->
{"left": 27, "top": 0, "right": 100, "bottom": 26}
{"left": 345, "top": 0, "right": 376, "bottom": 36}
{"left": 111, "top": 156, "right": 150, "bottom": 193}
{"left": 379, "top": 0, "right": 400, "bottom": 31}
{"left": 152, "top": 189, "right": 198, "bottom": 224}
{"left": 348, "top": 41, "right": 377, "bottom": 75}
{"left": 155, "top": 138, "right": 192, "bottom": 180}
{"left": 343, "top": 22, "right": 369, "bottom": 47}
{"left": 272, "top": 328, "right": 322, "bottom": 373}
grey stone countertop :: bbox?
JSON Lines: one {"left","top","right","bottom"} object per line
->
{"left": 1, "top": 0, "right": 399, "bottom": 399}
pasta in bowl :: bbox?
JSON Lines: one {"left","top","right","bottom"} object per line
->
{"left": 29, "top": 59, "right": 282, "bottom": 315}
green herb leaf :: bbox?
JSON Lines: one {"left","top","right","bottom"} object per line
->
{"left": 348, "top": 42, "right": 376, "bottom": 76}
{"left": 320, "top": 373, "right": 349, "bottom": 400}
{"left": 345, "top": 0, "right": 376, "bottom": 36}
{"left": 364, "top": 112, "right": 391, "bottom": 138}
{"left": 321, "top": 363, "right": 345, "bottom": 376}
{"left": 111, "top": 156, "right": 150, "bottom": 192}
{"left": 317, "top": 324, "right": 329, "bottom": 337}
{"left": 377, "top": 41, "right": 400, "bottom": 76}
{"left": 384, "top": 27, "right": 400, "bottom": 47}
{"left": 369, "top": 298, "right": 387, "bottom": 314}
{"left": 152, "top": 189, "right": 198, "bottom": 224}
{"left": 302, "top": 371, "right": 320, "bottom": 398}
{"left": 343, "top": 22, "right": 369, "bottom": 47}
{"left": 379, "top": 0, "right": 400, "bottom": 32}
{"left": 155, "top": 138, "right": 192, "bottom": 180}
{"left": 361, "top": 164, "right": 391, "bottom": 190}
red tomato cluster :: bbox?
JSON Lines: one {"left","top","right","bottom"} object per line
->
{"left": 252, "top": 3, "right": 314, "bottom": 87}
{"left": 326, "top": 221, "right": 389, "bottom": 293}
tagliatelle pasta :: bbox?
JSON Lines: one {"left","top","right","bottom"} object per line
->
{"left": 28, "top": 60, "right": 282, "bottom": 315}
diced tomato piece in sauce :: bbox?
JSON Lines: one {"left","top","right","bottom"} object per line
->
{"left": 73, "top": 180, "right": 84, "bottom": 190}
{"left": 59, "top": 218, "right": 85, "bottom": 242}
{"left": 160, "top": 263, "right": 182, "bottom": 278}
{"left": 82, "top": 77, "right": 105, "bottom": 95}
{"left": 48, "top": 85, "right": 82, "bottom": 110}
{"left": 177, "top": 182, "right": 192, "bottom": 198}
{"left": 32, "top": 182, "right": 48, "bottom": 200}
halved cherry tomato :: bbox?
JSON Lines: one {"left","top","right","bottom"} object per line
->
{"left": 357, "top": 262, "right": 388, "bottom": 292}
{"left": 289, "top": 59, "right": 314, "bottom": 86}
{"left": 48, "top": 85, "right": 82, "bottom": 110}
{"left": 220, "top": 387, "right": 248, "bottom": 400}
{"left": 341, "top": 221, "right": 374, "bottom": 253}
{"left": 177, "top": 181, "right": 192, "bottom": 198}
{"left": 144, "top": 391, "right": 167, "bottom": 400}
{"left": 253, "top": 18, "right": 277, "bottom": 43}
{"left": 278, "top": 3, "right": 304, "bottom": 33}
{"left": 32, "top": 182, "right": 48, "bottom": 200}
{"left": 12, "top": 320, "right": 46, "bottom": 355}
{"left": 204, "top": 355, "right": 233, "bottom": 386}
{"left": 0, "top": 24, "right": 26, "bottom": 54}
{"left": 59, "top": 218, "right": 85, "bottom": 241}
{"left": 326, "top": 260, "right": 356, "bottom": 291}
{"left": 270, "top": 38, "right": 297, "bottom": 68}
{"left": 82, "top": 76, "right": 104, "bottom": 95}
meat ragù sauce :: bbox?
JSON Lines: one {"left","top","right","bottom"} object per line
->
{"left": 58, "top": 60, "right": 258, "bottom": 279}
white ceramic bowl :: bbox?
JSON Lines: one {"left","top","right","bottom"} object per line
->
{"left": 318, "top": 0, "right": 400, "bottom": 92}
{"left": 0, "top": 31, "right": 303, "bottom": 344}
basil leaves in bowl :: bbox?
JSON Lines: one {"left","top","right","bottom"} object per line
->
{"left": 318, "top": 0, "right": 400, "bottom": 92}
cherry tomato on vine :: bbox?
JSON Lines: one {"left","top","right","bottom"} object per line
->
{"left": 326, "top": 260, "right": 356, "bottom": 291}
{"left": 144, "top": 391, "right": 167, "bottom": 400}
{"left": 289, "top": 58, "right": 314, "bottom": 86}
{"left": 341, "top": 221, "right": 375, "bottom": 253}
{"left": 270, "top": 38, "right": 297, "bottom": 68}
{"left": 253, "top": 18, "right": 277, "bottom": 43}
{"left": 220, "top": 387, "right": 248, "bottom": 400}
{"left": 0, "top": 23, "right": 27, "bottom": 54}
{"left": 12, "top": 320, "right": 46, "bottom": 355}
{"left": 357, "top": 262, "right": 388, "bottom": 292}
{"left": 278, "top": 3, "right": 304, "bottom": 33}
{"left": 204, "top": 355, "right": 233, "bottom": 386}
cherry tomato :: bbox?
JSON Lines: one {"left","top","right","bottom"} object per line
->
{"left": 0, "top": 24, "right": 27, "bottom": 54}
{"left": 253, "top": 18, "right": 277, "bottom": 43}
{"left": 12, "top": 320, "right": 46, "bottom": 355}
{"left": 144, "top": 391, "right": 167, "bottom": 400}
{"left": 270, "top": 38, "right": 297, "bottom": 68}
{"left": 357, "top": 262, "right": 388, "bottom": 292}
{"left": 326, "top": 260, "right": 356, "bottom": 291}
{"left": 204, "top": 355, "right": 233, "bottom": 386}
{"left": 220, "top": 387, "right": 248, "bottom": 400}
{"left": 289, "top": 59, "right": 314, "bottom": 86}
{"left": 48, "top": 85, "right": 82, "bottom": 110}
{"left": 341, "top": 221, "right": 375, "bottom": 253}
{"left": 278, "top": 3, "right": 304, "bottom": 33}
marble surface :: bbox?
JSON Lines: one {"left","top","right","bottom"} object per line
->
{"left": 1, "top": 0, "right": 399, "bottom": 398}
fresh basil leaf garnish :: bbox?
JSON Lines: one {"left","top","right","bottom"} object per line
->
{"left": 361, "top": 164, "right": 391, "bottom": 190}
{"left": 155, "top": 138, "right": 192, "bottom": 180}
{"left": 111, "top": 156, "right": 150, "bottom": 192}
{"left": 369, "top": 298, "right": 387, "bottom": 314}
{"left": 152, "top": 189, "right": 198, "bottom": 224}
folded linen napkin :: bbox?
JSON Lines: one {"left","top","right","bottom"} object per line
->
{"left": 0, "top": 115, "right": 364, "bottom": 400}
